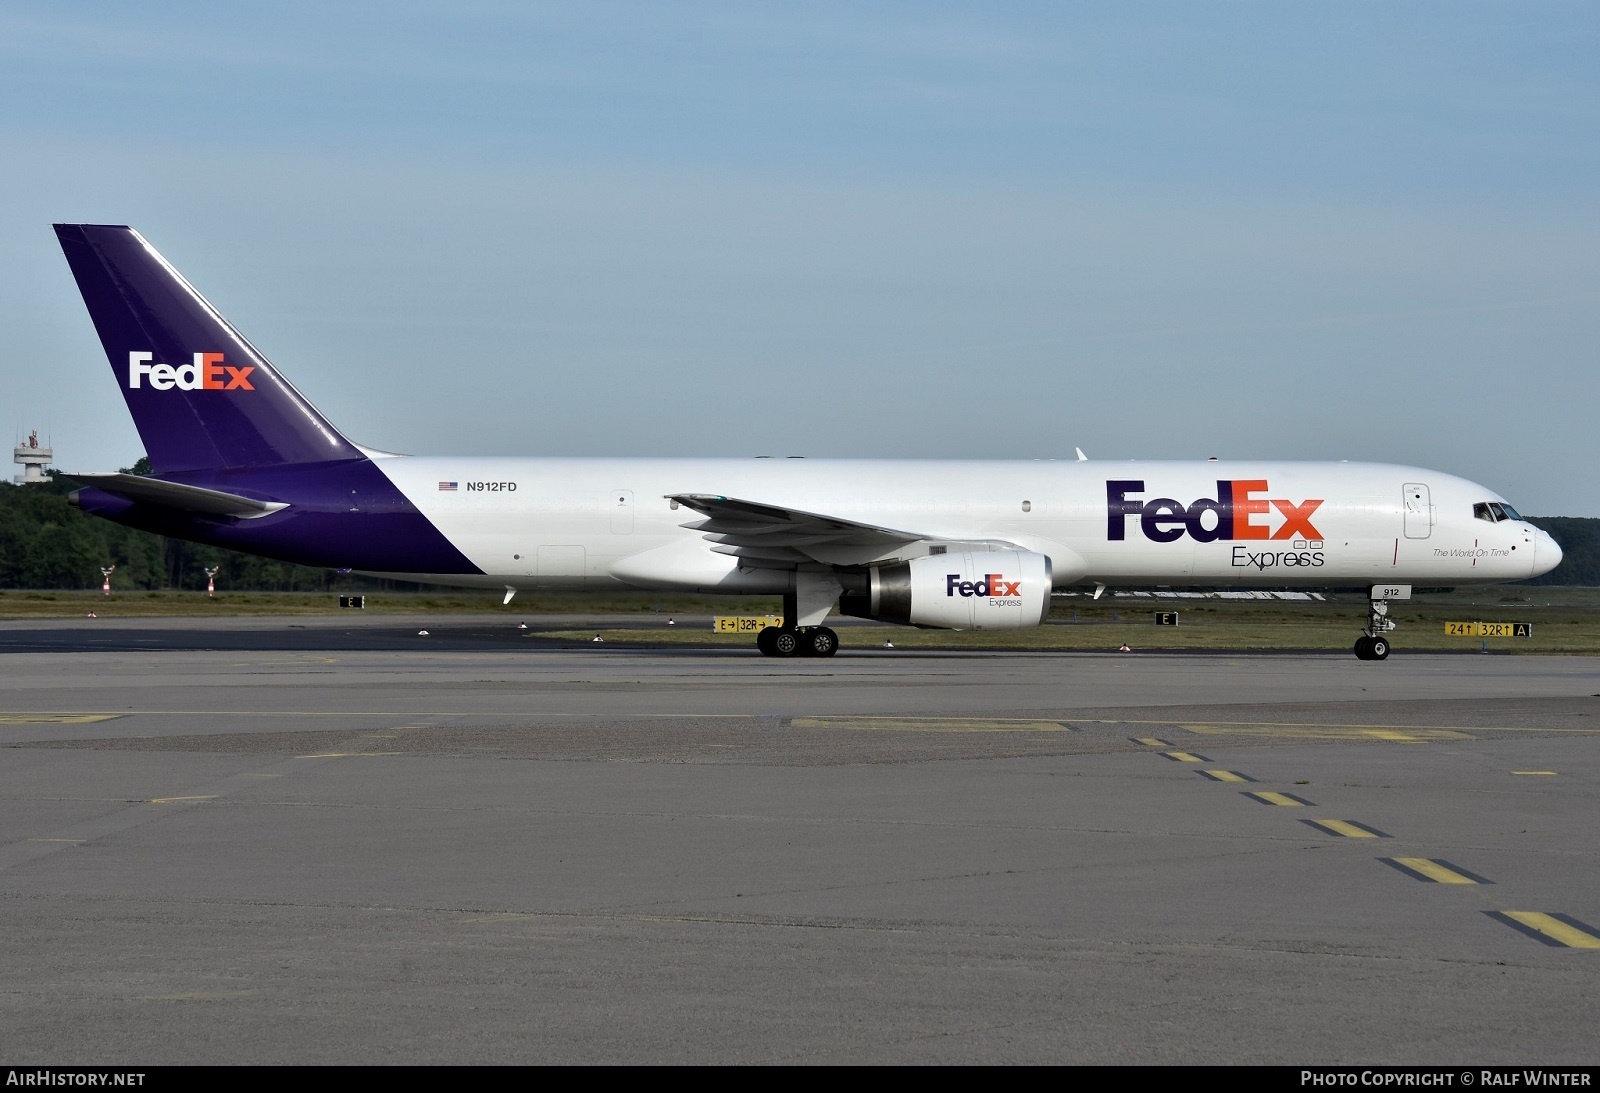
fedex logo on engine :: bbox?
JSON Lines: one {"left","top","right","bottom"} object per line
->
{"left": 947, "top": 573, "right": 1021, "bottom": 598}
{"left": 127, "top": 351, "right": 255, "bottom": 391}
{"left": 1107, "top": 480, "right": 1324, "bottom": 543}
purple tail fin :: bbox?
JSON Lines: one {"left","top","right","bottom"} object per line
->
{"left": 54, "top": 225, "right": 363, "bottom": 472}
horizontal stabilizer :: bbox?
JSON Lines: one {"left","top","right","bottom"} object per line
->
{"left": 64, "top": 473, "right": 289, "bottom": 519}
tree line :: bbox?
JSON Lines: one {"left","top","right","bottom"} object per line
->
{"left": 1518, "top": 517, "right": 1600, "bottom": 586}
{"left": 1, "top": 472, "right": 1596, "bottom": 590}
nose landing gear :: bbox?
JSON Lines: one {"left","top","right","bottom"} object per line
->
{"left": 1354, "top": 585, "right": 1409, "bottom": 660}
{"left": 1354, "top": 634, "right": 1390, "bottom": 661}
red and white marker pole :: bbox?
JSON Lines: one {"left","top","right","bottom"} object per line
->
{"left": 100, "top": 565, "right": 115, "bottom": 596}
{"left": 204, "top": 566, "right": 219, "bottom": 597}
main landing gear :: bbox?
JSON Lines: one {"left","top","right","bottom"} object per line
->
{"left": 757, "top": 625, "right": 839, "bottom": 658}
{"left": 1353, "top": 585, "right": 1405, "bottom": 661}
{"left": 756, "top": 570, "right": 845, "bottom": 657}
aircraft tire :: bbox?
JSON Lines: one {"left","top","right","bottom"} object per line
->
{"left": 770, "top": 628, "right": 801, "bottom": 658}
{"left": 1368, "top": 636, "right": 1390, "bottom": 660}
{"left": 1353, "top": 636, "right": 1372, "bottom": 660}
{"left": 756, "top": 626, "right": 778, "bottom": 656}
{"left": 807, "top": 627, "right": 839, "bottom": 658}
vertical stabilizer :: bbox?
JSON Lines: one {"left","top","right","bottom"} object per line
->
{"left": 54, "top": 224, "right": 363, "bottom": 472}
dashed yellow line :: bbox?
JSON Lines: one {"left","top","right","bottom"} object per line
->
{"left": 1488, "top": 912, "right": 1600, "bottom": 949}
{"left": 789, "top": 717, "right": 1074, "bottom": 733}
{"left": 292, "top": 752, "right": 405, "bottom": 759}
{"left": 1512, "top": 771, "right": 1557, "bottom": 776}
{"left": 1198, "top": 769, "right": 1253, "bottom": 783}
{"left": 1133, "top": 737, "right": 1169, "bottom": 747}
{"left": 1300, "top": 818, "right": 1390, "bottom": 839}
{"left": 149, "top": 795, "right": 219, "bottom": 805}
{"left": 1180, "top": 724, "right": 1457, "bottom": 743}
{"left": 1094, "top": 717, "right": 1600, "bottom": 738}
{"left": 1162, "top": 751, "right": 1207, "bottom": 763}
{"left": 1381, "top": 857, "right": 1490, "bottom": 885}
{"left": 1243, "top": 791, "right": 1312, "bottom": 807}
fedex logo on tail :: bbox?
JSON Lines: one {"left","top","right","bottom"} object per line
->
{"left": 1107, "top": 480, "right": 1324, "bottom": 543}
{"left": 127, "top": 351, "right": 255, "bottom": 391}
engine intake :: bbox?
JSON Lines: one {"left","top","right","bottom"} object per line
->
{"left": 839, "top": 550, "right": 1052, "bottom": 630}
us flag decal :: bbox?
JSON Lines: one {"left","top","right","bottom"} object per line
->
{"left": 438, "top": 481, "right": 458, "bottom": 491}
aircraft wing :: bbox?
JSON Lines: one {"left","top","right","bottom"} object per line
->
{"left": 667, "top": 493, "right": 1013, "bottom": 567}
{"left": 63, "top": 473, "right": 289, "bottom": 519}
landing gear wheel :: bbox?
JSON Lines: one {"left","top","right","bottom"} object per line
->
{"left": 806, "top": 626, "right": 839, "bottom": 658}
{"left": 1357, "top": 589, "right": 1397, "bottom": 663}
{"left": 1353, "top": 635, "right": 1391, "bottom": 661}
{"left": 756, "top": 626, "right": 778, "bottom": 656}
{"left": 770, "top": 628, "right": 800, "bottom": 658}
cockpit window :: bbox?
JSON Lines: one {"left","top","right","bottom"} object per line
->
{"left": 1475, "top": 501, "right": 1524, "bottom": 523}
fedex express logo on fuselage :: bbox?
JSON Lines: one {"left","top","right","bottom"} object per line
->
{"left": 127, "top": 351, "right": 255, "bottom": 391}
{"left": 1107, "top": 480, "right": 1324, "bottom": 543}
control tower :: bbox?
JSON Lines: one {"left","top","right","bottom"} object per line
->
{"left": 13, "top": 430, "right": 52, "bottom": 485}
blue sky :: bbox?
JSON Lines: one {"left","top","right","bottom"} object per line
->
{"left": 5, "top": 2, "right": 1598, "bottom": 513}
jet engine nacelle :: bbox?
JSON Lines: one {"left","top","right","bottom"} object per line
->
{"left": 839, "top": 550, "right": 1053, "bottom": 630}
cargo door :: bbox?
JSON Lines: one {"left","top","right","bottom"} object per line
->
{"left": 537, "top": 545, "right": 586, "bottom": 582}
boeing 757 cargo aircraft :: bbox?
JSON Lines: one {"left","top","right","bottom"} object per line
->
{"left": 53, "top": 225, "right": 1562, "bottom": 659}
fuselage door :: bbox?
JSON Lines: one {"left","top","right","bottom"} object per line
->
{"left": 537, "top": 545, "right": 585, "bottom": 582}
{"left": 1403, "top": 483, "right": 1433, "bottom": 539}
{"left": 610, "top": 490, "right": 634, "bottom": 534}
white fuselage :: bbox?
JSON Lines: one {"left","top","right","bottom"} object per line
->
{"left": 362, "top": 456, "right": 1558, "bottom": 593}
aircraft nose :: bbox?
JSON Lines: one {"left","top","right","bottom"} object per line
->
{"left": 1535, "top": 530, "right": 1563, "bottom": 578}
